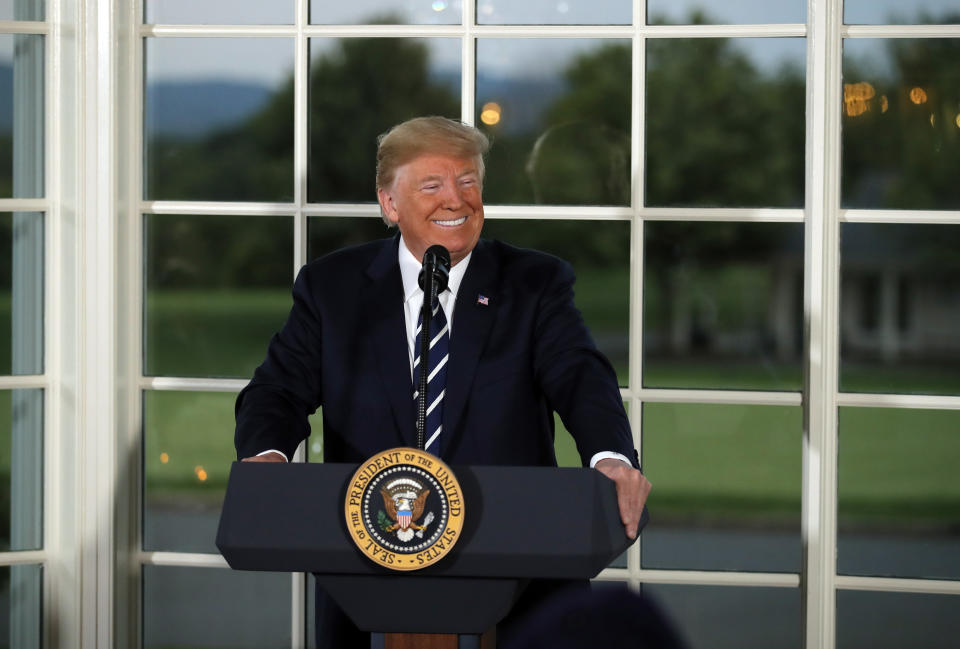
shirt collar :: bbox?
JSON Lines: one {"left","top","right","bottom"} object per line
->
{"left": 398, "top": 235, "right": 471, "bottom": 303}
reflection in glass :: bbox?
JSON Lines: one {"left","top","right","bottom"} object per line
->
{"left": 145, "top": 0, "right": 293, "bottom": 25}
{"left": 477, "top": 39, "right": 631, "bottom": 206}
{"left": 646, "top": 38, "right": 805, "bottom": 207}
{"left": 643, "top": 222, "right": 803, "bottom": 391}
{"left": 840, "top": 224, "right": 960, "bottom": 395}
{"left": 311, "top": 0, "right": 461, "bottom": 25}
{"left": 307, "top": 216, "right": 393, "bottom": 263}
{"left": 0, "top": 0, "right": 43, "bottom": 20}
{"left": 0, "top": 390, "right": 43, "bottom": 553}
{"left": 843, "top": 39, "right": 960, "bottom": 209}
{"left": 143, "top": 391, "right": 238, "bottom": 553}
{"left": 0, "top": 212, "right": 43, "bottom": 376}
{"left": 845, "top": 1, "right": 960, "bottom": 26}
{"left": 483, "top": 219, "right": 629, "bottom": 384}
{"left": 144, "top": 38, "right": 295, "bottom": 201}
{"left": 477, "top": 0, "right": 630, "bottom": 25}
{"left": 837, "top": 590, "right": 960, "bottom": 649}
{"left": 0, "top": 34, "right": 44, "bottom": 199}
{"left": 308, "top": 38, "right": 460, "bottom": 203}
{"left": 838, "top": 408, "right": 960, "bottom": 581}
{"left": 642, "top": 403, "right": 801, "bottom": 573}
{"left": 643, "top": 584, "right": 801, "bottom": 649}
{"left": 144, "top": 214, "right": 293, "bottom": 378}
{"left": 143, "top": 565, "right": 291, "bottom": 649}
{"left": 647, "top": 0, "right": 804, "bottom": 25}
{"left": 0, "top": 564, "right": 42, "bottom": 649}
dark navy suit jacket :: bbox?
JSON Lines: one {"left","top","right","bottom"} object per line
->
{"left": 235, "top": 234, "right": 637, "bottom": 469}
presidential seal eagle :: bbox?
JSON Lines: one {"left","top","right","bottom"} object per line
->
{"left": 379, "top": 478, "right": 433, "bottom": 542}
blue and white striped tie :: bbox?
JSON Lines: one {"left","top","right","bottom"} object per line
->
{"left": 413, "top": 293, "right": 449, "bottom": 455}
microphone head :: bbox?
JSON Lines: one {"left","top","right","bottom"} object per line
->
{"left": 419, "top": 245, "right": 451, "bottom": 292}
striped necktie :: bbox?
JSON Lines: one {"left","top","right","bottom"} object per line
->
{"left": 413, "top": 293, "right": 449, "bottom": 455}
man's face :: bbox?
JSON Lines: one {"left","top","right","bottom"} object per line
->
{"left": 377, "top": 153, "right": 484, "bottom": 266}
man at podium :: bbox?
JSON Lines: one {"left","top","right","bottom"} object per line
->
{"left": 235, "top": 116, "right": 651, "bottom": 647}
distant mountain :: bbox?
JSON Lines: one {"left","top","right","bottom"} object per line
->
{"left": 144, "top": 79, "right": 274, "bottom": 136}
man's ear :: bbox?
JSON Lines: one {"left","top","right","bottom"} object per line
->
{"left": 377, "top": 187, "right": 400, "bottom": 225}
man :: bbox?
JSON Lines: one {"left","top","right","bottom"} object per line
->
{"left": 235, "top": 116, "right": 651, "bottom": 647}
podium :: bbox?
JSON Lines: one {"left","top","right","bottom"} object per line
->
{"left": 216, "top": 461, "right": 646, "bottom": 648}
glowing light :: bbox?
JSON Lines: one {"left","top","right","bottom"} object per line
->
{"left": 955, "top": 113, "right": 960, "bottom": 129}
{"left": 556, "top": 1, "right": 569, "bottom": 13}
{"left": 479, "top": 2, "right": 494, "bottom": 16}
{"left": 843, "top": 82, "right": 875, "bottom": 117}
{"left": 160, "top": 452, "right": 169, "bottom": 464}
{"left": 909, "top": 87, "right": 927, "bottom": 105}
{"left": 930, "top": 113, "right": 936, "bottom": 126}
{"left": 431, "top": 0, "right": 447, "bottom": 11}
{"left": 195, "top": 465, "right": 208, "bottom": 482}
{"left": 480, "top": 102, "right": 502, "bottom": 126}
{"left": 880, "top": 95, "right": 889, "bottom": 113}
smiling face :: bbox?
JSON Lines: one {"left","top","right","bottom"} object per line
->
{"left": 377, "top": 153, "right": 484, "bottom": 266}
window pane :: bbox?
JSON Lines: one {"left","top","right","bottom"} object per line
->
{"left": 837, "top": 591, "right": 960, "bottom": 649}
{"left": 842, "top": 39, "right": 960, "bottom": 210}
{"left": 144, "top": 38, "right": 295, "bottom": 202}
{"left": 143, "top": 565, "right": 291, "bottom": 649}
{"left": 838, "top": 408, "right": 960, "bottom": 581}
{"left": 477, "top": 39, "right": 631, "bottom": 206}
{"left": 845, "top": 2, "right": 960, "bottom": 25}
{"left": 646, "top": 38, "right": 805, "bottom": 207}
{"left": 0, "top": 34, "right": 44, "bottom": 199}
{"left": 840, "top": 224, "right": 960, "bottom": 396}
{"left": 0, "top": 390, "right": 42, "bottom": 552}
{"left": 477, "top": 0, "right": 630, "bottom": 25}
{"left": 0, "top": 564, "right": 42, "bottom": 649}
{"left": 307, "top": 216, "right": 393, "bottom": 262}
{"left": 647, "top": 1, "right": 805, "bottom": 25}
{"left": 0, "top": 212, "right": 43, "bottom": 376}
{"left": 145, "top": 0, "right": 293, "bottom": 24}
{"left": 311, "top": 0, "right": 461, "bottom": 25}
{"left": 482, "top": 219, "right": 629, "bottom": 385}
{"left": 642, "top": 403, "right": 801, "bottom": 573}
{"left": 643, "top": 222, "right": 803, "bottom": 391}
{"left": 144, "top": 214, "right": 293, "bottom": 378}
{"left": 308, "top": 38, "right": 460, "bottom": 203}
{"left": 0, "top": 0, "right": 44, "bottom": 20}
{"left": 143, "top": 391, "right": 237, "bottom": 553}
{"left": 643, "top": 584, "right": 801, "bottom": 649}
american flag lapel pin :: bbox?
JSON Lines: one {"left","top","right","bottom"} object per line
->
{"left": 476, "top": 294, "right": 489, "bottom": 306}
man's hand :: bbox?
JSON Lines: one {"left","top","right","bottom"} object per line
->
{"left": 594, "top": 458, "right": 652, "bottom": 540}
{"left": 241, "top": 452, "right": 288, "bottom": 463}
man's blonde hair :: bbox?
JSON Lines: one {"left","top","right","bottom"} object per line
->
{"left": 376, "top": 116, "right": 490, "bottom": 225}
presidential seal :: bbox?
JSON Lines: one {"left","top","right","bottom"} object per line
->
{"left": 345, "top": 447, "right": 465, "bottom": 571}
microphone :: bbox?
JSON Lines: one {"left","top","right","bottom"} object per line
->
{"left": 418, "top": 245, "right": 451, "bottom": 293}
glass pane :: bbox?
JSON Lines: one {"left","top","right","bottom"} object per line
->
{"left": 477, "top": 39, "right": 631, "bottom": 206}
{"left": 837, "top": 591, "right": 960, "bottom": 649}
{"left": 0, "top": 0, "right": 44, "bottom": 20}
{"left": 482, "top": 219, "right": 629, "bottom": 385}
{"left": 643, "top": 222, "right": 803, "bottom": 391}
{"left": 144, "top": 38, "right": 295, "bottom": 202}
{"left": 144, "top": 214, "right": 293, "bottom": 378}
{"left": 838, "top": 408, "right": 960, "bottom": 581}
{"left": 842, "top": 39, "right": 960, "bottom": 210}
{"left": 840, "top": 224, "right": 960, "bottom": 395}
{"left": 143, "top": 391, "right": 237, "bottom": 553}
{"left": 143, "top": 565, "right": 291, "bottom": 649}
{"left": 646, "top": 38, "right": 805, "bottom": 207}
{"left": 0, "top": 34, "right": 44, "bottom": 199}
{"left": 0, "top": 564, "right": 42, "bottom": 649}
{"left": 643, "top": 584, "right": 801, "bottom": 649}
{"left": 647, "top": 0, "right": 805, "bottom": 25}
{"left": 845, "top": 1, "right": 960, "bottom": 25}
{"left": 311, "top": 0, "right": 461, "bottom": 25}
{"left": 308, "top": 38, "right": 460, "bottom": 203}
{"left": 307, "top": 216, "right": 394, "bottom": 262}
{"left": 0, "top": 212, "right": 43, "bottom": 376}
{"left": 0, "top": 390, "right": 42, "bottom": 552}
{"left": 477, "top": 0, "right": 630, "bottom": 25}
{"left": 642, "top": 403, "right": 801, "bottom": 573}
{"left": 145, "top": 0, "right": 293, "bottom": 24}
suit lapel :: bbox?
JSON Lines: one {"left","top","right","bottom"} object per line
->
{"left": 443, "top": 240, "right": 499, "bottom": 456}
{"left": 364, "top": 235, "right": 417, "bottom": 448}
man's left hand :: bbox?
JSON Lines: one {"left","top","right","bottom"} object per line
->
{"left": 594, "top": 459, "right": 652, "bottom": 540}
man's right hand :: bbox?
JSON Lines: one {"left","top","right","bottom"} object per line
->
{"left": 241, "top": 452, "right": 287, "bottom": 463}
